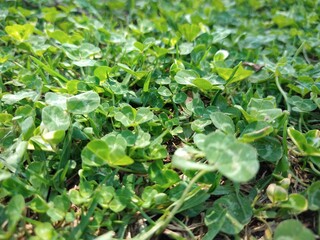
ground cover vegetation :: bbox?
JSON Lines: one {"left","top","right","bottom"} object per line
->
{"left": 0, "top": 0, "right": 320, "bottom": 239}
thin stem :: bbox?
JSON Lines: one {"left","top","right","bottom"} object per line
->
{"left": 275, "top": 72, "right": 291, "bottom": 112}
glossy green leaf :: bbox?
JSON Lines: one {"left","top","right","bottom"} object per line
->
{"left": 45, "top": 92, "right": 67, "bottom": 110}
{"left": 280, "top": 193, "right": 308, "bottom": 213}
{"left": 239, "top": 121, "right": 274, "bottom": 143}
{"left": 179, "top": 42, "right": 194, "bottom": 55}
{"left": 192, "top": 78, "right": 213, "bottom": 91}
{"left": 216, "top": 64, "right": 253, "bottom": 84}
{"left": 42, "top": 106, "right": 70, "bottom": 131}
{"left": 81, "top": 139, "right": 134, "bottom": 166}
{"left": 5, "top": 23, "right": 34, "bottom": 41}
{"left": 178, "top": 24, "right": 201, "bottom": 42}
{"left": 2, "top": 140, "right": 28, "bottom": 170}
{"left": 42, "top": 130, "right": 65, "bottom": 145}
{"left": 288, "top": 127, "right": 320, "bottom": 157}
{"left": 67, "top": 91, "right": 100, "bottom": 114}
{"left": 114, "top": 106, "right": 136, "bottom": 126}
{"left": 238, "top": 96, "right": 283, "bottom": 122}
{"left": 214, "top": 49, "right": 229, "bottom": 62}
{"left": 266, "top": 183, "right": 288, "bottom": 203}
{"left": 157, "top": 86, "right": 172, "bottom": 97}
{"left": 210, "top": 112, "right": 235, "bottom": 135}
{"left": 135, "top": 108, "right": 154, "bottom": 124}
{"left": 1, "top": 90, "right": 38, "bottom": 105}
{"left": 174, "top": 69, "right": 199, "bottom": 85}
{"left": 204, "top": 132, "right": 259, "bottom": 182}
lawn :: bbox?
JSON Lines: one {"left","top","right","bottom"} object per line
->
{"left": 0, "top": 0, "right": 319, "bottom": 239}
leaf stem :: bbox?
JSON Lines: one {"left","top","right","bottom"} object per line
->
{"left": 275, "top": 72, "right": 291, "bottom": 112}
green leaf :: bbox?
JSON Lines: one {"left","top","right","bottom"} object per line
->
{"left": 203, "top": 132, "right": 259, "bottom": 182}
{"left": 28, "top": 195, "right": 49, "bottom": 213}
{"left": 210, "top": 112, "right": 235, "bottom": 135}
{"left": 172, "top": 147, "right": 213, "bottom": 171}
{"left": 238, "top": 96, "right": 283, "bottom": 122}
{"left": 273, "top": 13, "right": 295, "bottom": 28}
{"left": 158, "top": 86, "right": 172, "bottom": 97}
{"left": 178, "top": 24, "right": 201, "bottom": 42}
{"left": 2, "top": 140, "right": 28, "bottom": 170}
{"left": 266, "top": 183, "right": 288, "bottom": 203}
{"left": 34, "top": 222, "right": 57, "bottom": 240}
{"left": 214, "top": 49, "right": 229, "bottom": 62}
{"left": 114, "top": 106, "right": 153, "bottom": 126}
{"left": 179, "top": 42, "right": 194, "bottom": 55}
{"left": 204, "top": 207, "right": 226, "bottom": 240}
{"left": 191, "top": 119, "right": 212, "bottom": 133}
{"left": 135, "top": 108, "right": 154, "bottom": 124}
{"left": 148, "top": 160, "right": 180, "bottom": 188}
{"left": 5, "top": 194, "right": 25, "bottom": 232}
{"left": 117, "top": 63, "right": 148, "bottom": 79}
{"left": 42, "top": 130, "right": 65, "bottom": 145}
{"left": 114, "top": 106, "right": 136, "bottom": 127}
{"left": 288, "top": 127, "right": 320, "bottom": 157}
{"left": 5, "top": 23, "right": 34, "bottom": 42}
{"left": 45, "top": 92, "right": 67, "bottom": 110}
{"left": 274, "top": 220, "right": 315, "bottom": 240}
{"left": 307, "top": 181, "right": 320, "bottom": 211}
{"left": 81, "top": 139, "right": 134, "bottom": 166}
{"left": 73, "top": 59, "right": 96, "bottom": 67}
{"left": 42, "top": 105, "right": 70, "bottom": 131}
{"left": 239, "top": 122, "right": 274, "bottom": 143}
{"left": 175, "top": 69, "right": 199, "bottom": 85}
{"left": 280, "top": 193, "right": 308, "bottom": 214}
{"left": 216, "top": 63, "right": 253, "bottom": 84}
{"left": 288, "top": 96, "right": 317, "bottom": 112}
{"left": 192, "top": 78, "right": 213, "bottom": 91}
{"left": 67, "top": 91, "right": 100, "bottom": 114}
{"left": 1, "top": 90, "right": 38, "bottom": 105}
{"left": 97, "top": 186, "right": 115, "bottom": 208}
{"left": 94, "top": 66, "right": 112, "bottom": 81}
{"left": 252, "top": 137, "right": 283, "bottom": 162}
{"left": 206, "top": 194, "right": 252, "bottom": 235}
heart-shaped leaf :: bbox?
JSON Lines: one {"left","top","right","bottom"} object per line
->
{"left": 42, "top": 105, "right": 70, "bottom": 131}
{"left": 81, "top": 139, "right": 134, "bottom": 166}
{"left": 210, "top": 112, "right": 235, "bottom": 135}
{"left": 67, "top": 91, "right": 100, "bottom": 114}
{"left": 203, "top": 131, "right": 259, "bottom": 182}
{"left": 205, "top": 194, "right": 252, "bottom": 235}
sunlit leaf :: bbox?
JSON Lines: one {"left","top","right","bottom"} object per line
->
{"left": 42, "top": 106, "right": 70, "bottom": 131}
{"left": 81, "top": 139, "right": 134, "bottom": 166}
{"left": 67, "top": 91, "right": 100, "bottom": 114}
{"left": 5, "top": 23, "right": 34, "bottom": 42}
{"left": 204, "top": 132, "right": 259, "bottom": 182}
{"left": 210, "top": 112, "right": 235, "bottom": 135}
